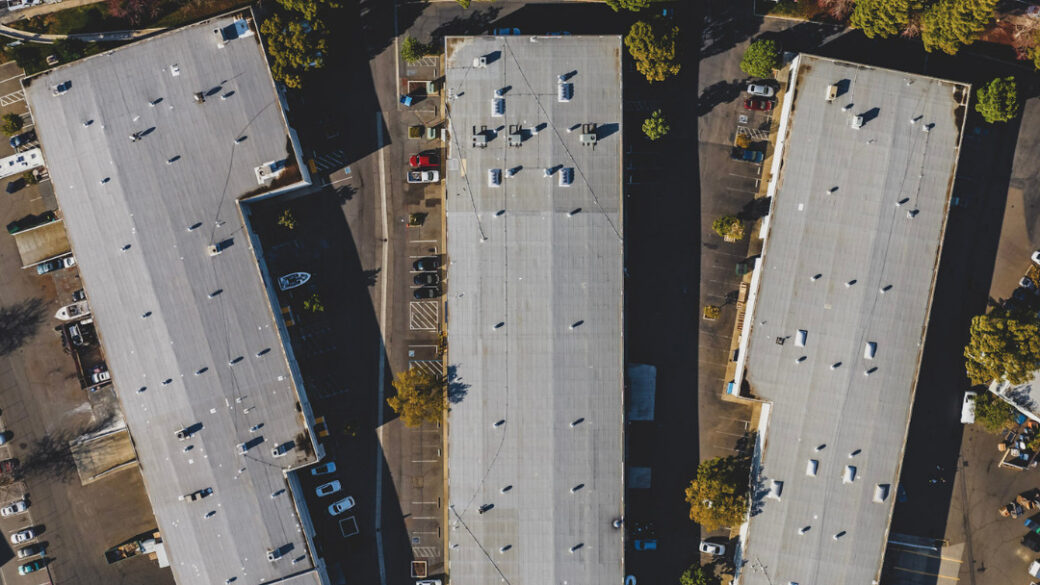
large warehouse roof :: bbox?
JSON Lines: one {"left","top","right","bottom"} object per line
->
{"left": 737, "top": 55, "right": 968, "bottom": 585}
{"left": 24, "top": 14, "right": 321, "bottom": 585}
{"left": 443, "top": 35, "right": 624, "bottom": 585}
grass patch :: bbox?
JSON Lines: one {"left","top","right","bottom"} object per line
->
{"left": 9, "top": 0, "right": 253, "bottom": 36}
{"left": 12, "top": 5, "right": 128, "bottom": 35}
{"left": 757, "top": 0, "right": 824, "bottom": 20}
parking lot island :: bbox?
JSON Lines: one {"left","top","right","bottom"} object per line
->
{"left": 22, "top": 12, "right": 327, "bottom": 585}
{"left": 442, "top": 35, "right": 625, "bottom": 585}
{"left": 729, "top": 55, "right": 970, "bottom": 585}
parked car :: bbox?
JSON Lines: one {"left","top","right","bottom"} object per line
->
{"left": 1, "top": 500, "right": 28, "bottom": 517}
{"left": 414, "top": 272, "right": 440, "bottom": 286}
{"left": 633, "top": 539, "right": 657, "bottom": 551}
{"left": 18, "top": 559, "right": 44, "bottom": 575}
{"left": 316, "top": 480, "right": 342, "bottom": 497}
{"left": 11, "top": 528, "right": 35, "bottom": 544}
{"left": 1033, "top": 250, "right": 1040, "bottom": 265}
{"left": 52, "top": 80, "right": 71, "bottom": 96}
{"left": 747, "top": 83, "right": 775, "bottom": 97}
{"left": 311, "top": 462, "right": 336, "bottom": 476}
{"left": 492, "top": 27, "right": 520, "bottom": 35}
{"left": 407, "top": 170, "right": 440, "bottom": 184}
{"left": 328, "top": 496, "right": 356, "bottom": 516}
{"left": 961, "top": 391, "right": 977, "bottom": 424}
{"left": 9, "top": 130, "right": 35, "bottom": 149}
{"left": 63, "top": 255, "right": 76, "bottom": 268}
{"left": 414, "top": 286, "right": 440, "bottom": 300}
{"left": 731, "top": 147, "right": 764, "bottom": 163}
{"left": 0, "top": 431, "right": 10, "bottom": 446}
{"left": 16, "top": 543, "right": 44, "bottom": 559}
{"left": 35, "top": 259, "right": 63, "bottom": 275}
{"left": 413, "top": 257, "right": 440, "bottom": 272}
{"left": 744, "top": 97, "right": 773, "bottom": 111}
{"left": 0, "top": 459, "right": 19, "bottom": 475}
{"left": 409, "top": 154, "right": 437, "bottom": 168}
{"left": 699, "top": 540, "right": 726, "bottom": 556}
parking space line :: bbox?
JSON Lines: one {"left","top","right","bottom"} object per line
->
{"left": 896, "top": 549, "right": 964, "bottom": 563}
{"left": 410, "top": 239, "right": 438, "bottom": 243}
{"left": 409, "top": 302, "right": 439, "bottom": 331}
{"left": 411, "top": 459, "right": 439, "bottom": 463}
{"left": 0, "top": 73, "right": 24, "bottom": 85}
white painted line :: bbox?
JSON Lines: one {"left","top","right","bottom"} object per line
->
{"left": 0, "top": 72, "right": 24, "bottom": 85}
{"left": 328, "top": 175, "right": 353, "bottom": 186}
{"left": 411, "top": 501, "right": 439, "bottom": 505}
{"left": 410, "top": 516, "right": 439, "bottom": 520}
{"left": 412, "top": 460, "right": 439, "bottom": 463}
{"left": 409, "top": 344, "right": 438, "bottom": 348}
{"left": 410, "top": 239, "right": 438, "bottom": 243}
{"left": 375, "top": 110, "right": 389, "bottom": 585}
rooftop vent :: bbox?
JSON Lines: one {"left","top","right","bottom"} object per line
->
{"left": 558, "top": 79, "right": 573, "bottom": 102}
{"left": 488, "top": 168, "right": 502, "bottom": 187}
{"left": 873, "top": 483, "right": 890, "bottom": 503}
{"left": 491, "top": 97, "right": 505, "bottom": 117}
{"left": 843, "top": 465, "right": 857, "bottom": 484}
{"left": 767, "top": 480, "right": 784, "bottom": 500}
{"left": 850, "top": 115, "right": 864, "bottom": 129}
{"left": 795, "top": 329, "right": 807, "bottom": 347}
{"left": 559, "top": 167, "right": 574, "bottom": 187}
{"left": 806, "top": 459, "right": 818, "bottom": 476}
{"left": 214, "top": 19, "right": 253, "bottom": 48}
{"left": 826, "top": 84, "right": 838, "bottom": 101}
{"left": 473, "top": 56, "right": 488, "bottom": 68}
{"left": 255, "top": 159, "right": 287, "bottom": 185}
{"left": 170, "top": 63, "right": 181, "bottom": 77}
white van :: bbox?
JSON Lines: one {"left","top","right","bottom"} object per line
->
{"left": 961, "top": 391, "right": 977, "bottom": 424}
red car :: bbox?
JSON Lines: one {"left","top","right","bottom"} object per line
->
{"left": 409, "top": 154, "right": 437, "bottom": 168}
{"left": 744, "top": 97, "right": 773, "bottom": 111}
{"left": 0, "top": 459, "right": 18, "bottom": 475}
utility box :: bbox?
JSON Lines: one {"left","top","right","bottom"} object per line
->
{"left": 826, "top": 84, "right": 838, "bottom": 101}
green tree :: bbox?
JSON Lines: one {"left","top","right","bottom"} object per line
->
{"left": 260, "top": 13, "right": 328, "bottom": 89}
{"left": 387, "top": 367, "right": 444, "bottom": 427}
{"left": 974, "top": 77, "right": 1020, "bottom": 124}
{"left": 624, "top": 20, "right": 680, "bottom": 83}
{"left": 278, "top": 209, "right": 297, "bottom": 230}
{"left": 303, "top": 293, "right": 325, "bottom": 313}
{"left": 739, "top": 39, "right": 779, "bottom": 79}
{"left": 920, "top": 0, "right": 999, "bottom": 55}
{"left": 1, "top": 113, "right": 23, "bottom": 136}
{"left": 849, "top": 0, "right": 921, "bottom": 39}
{"left": 276, "top": 0, "right": 341, "bottom": 20}
{"left": 642, "top": 109, "right": 670, "bottom": 140}
{"left": 712, "top": 215, "right": 744, "bottom": 240}
{"left": 21, "top": 171, "right": 38, "bottom": 186}
{"left": 964, "top": 314, "right": 1040, "bottom": 385}
{"left": 607, "top": 0, "right": 651, "bottom": 11}
{"left": 685, "top": 456, "right": 750, "bottom": 531}
{"left": 456, "top": 0, "right": 471, "bottom": 7}
{"left": 401, "top": 36, "right": 434, "bottom": 64}
{"left": 680, "top": 564, "right": 722, "bottom": 585}
{"left": 973, "top": 391, "right": 1016, "bottom": 433}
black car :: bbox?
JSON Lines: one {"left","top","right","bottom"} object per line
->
{"left": 414, "top": 272, "right": 440, "bottom": 286}
{"left": 413, "top": 286, "right": 440, "bottom": 299}
{"left": 412, "top": 257, "right": 440, "bottom": 272}
{"left": 9, "top": 130, "right": 35, "bottom": 149}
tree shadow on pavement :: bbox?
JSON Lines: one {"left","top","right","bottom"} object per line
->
{"left": 698, "top": 79, "right": 749, "bottom": 117}
{"left": 701, "top": 0, "right": 763, "bottom": 60}
{"left": 0, "top": 298, "right": 45, "bottom": 357}
{"left": 446, "top": 365, "right": 469, "bottom": 404}
{"left": 430, "top": 6, "right": 501, "bottom": 43}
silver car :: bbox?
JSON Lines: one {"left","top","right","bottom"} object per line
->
{"left": 315, "top": 480, "right": 342, "bottom": 498}
{"left": 747, "top": 83, "right": 775, "bottom": 98}
{"left": 1, "top": 500, "right": 28, "bottom": 517}
{"left": 328, "top": 496, "right": 356, "bottom": 516}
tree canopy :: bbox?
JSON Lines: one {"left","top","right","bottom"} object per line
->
{"left": 920, "top": 0, "right": 999, "bottom": 55}
{"left": 387, "top": 367, "right": 445, "bottom": 427}
{"left": 607, "top": 0, "right": 652, "bottom": 11}
{"left": 624, "top": 20, "right": 681, "bottom": 83}
{"left": 712, "top": 215, "right": 744, "bottom": 240}
{"left": 975, "top": 77, "right": 1020, "bottom": 124}
{"left": 680, "top": 564, "right": 721, "bottom": 585}
{"left": 973, "top": 391, "right": 1016, "bottom": 433}
{"left": 260, "top": 13, "right": 328, "bottom": 89}
{"left": 400, "top": 36, "right": 432, "bottom": 64}
{"left": 276, "top": 0, "right": 341, "bottom": 21}
{"left": 642, "top": 109, "right": 670, "bottom": 140}
{"left": 1, "top": 113, "right": 23, "bottom": 136}
{"left": 964, "top": 313, "right": 1040, "bottom": 385}
{"left": 684, "top": 456, "right": 750, "bottom": 531}
{"left": 739, "top": 39, "right": 779, "bottom": 79}
{"left": 849, "top": 0, "right": 921, "bottom": 39}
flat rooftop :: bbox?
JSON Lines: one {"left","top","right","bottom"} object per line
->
{"left": 443, "top": 35, "right": 624, "bottom": 585}
{"left": 738, "top": 55, "right": 968, "bottom": 585}
{"left": 24, "top": 14, "right": 320, "bottom": 585}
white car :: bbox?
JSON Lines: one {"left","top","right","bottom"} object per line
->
{"left": 328, "top": 496, "right": 356, "bottom": 516}
{"left": 91, "top": 371, "right": 111, "bottom": 384}
{"left": 11, "top": 528, "right": 35, "bottom": 544}
{"left": 699, "top": 540, "right": 726, "bottom": 556}
{"left": 316, "top": 480, "right": 342, "bottom": 498}
{"left": 1032, "top": 250, "right": 1040, "bottom": 265}
{"left": 747, "top": 83, "right": 775, "bottom": 98}
{"left": 311, "top": 462, "right": 336, "bottom": 476}
{"left": 1, "top": 500, "right": 28, "bottom": 517}
{"left": 63, "top": 255, "right": 76, "bottom": 268}
{"left": 961, "top": 391, "right": 977, "bottom": 424}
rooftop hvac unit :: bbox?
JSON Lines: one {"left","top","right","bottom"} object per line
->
{"left": 850, "top": 115, "right": 864, "bottom": 129}
{"left": 488, "top": 168, "right": 502, "bottom": 187}
{"left": 473, "top": 56, "right": 487, "bottom": 68}
{"left": 558, "top": 81, "right": 573, "bottom": 102}
{"left": 491, "top": 97, "right": 505, "bottom": 117}
{"left": 559, "top": 167, "right": 574, "bottom": 187}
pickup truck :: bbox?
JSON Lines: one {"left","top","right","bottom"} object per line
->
{"left": 407, "top": 170, "right": 440, "bottom": 184}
